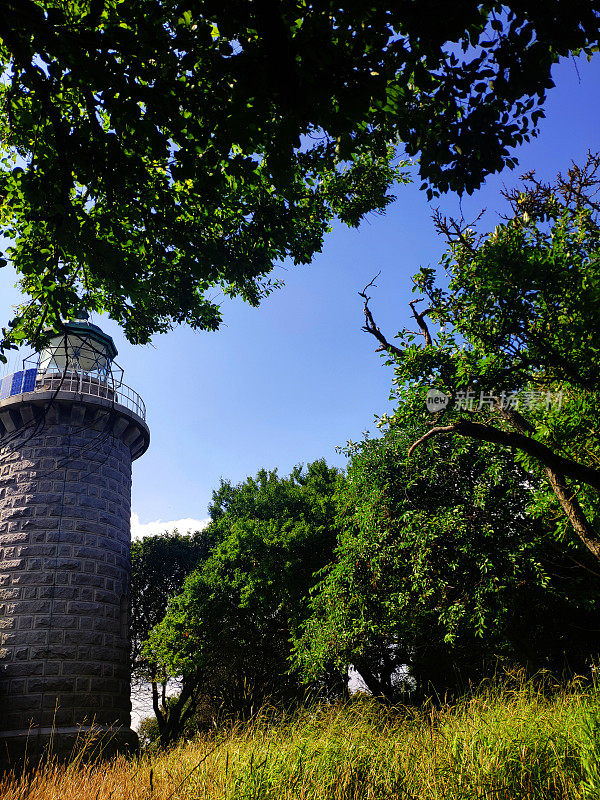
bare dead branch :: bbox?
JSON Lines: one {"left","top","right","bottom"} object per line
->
{"left": 360, "top": 272, "right": 381, "bottom": 298}
{"left": 432, "top": 207, "right": 485, "bottom": 252}
{"left": 408, "top": 299, "right": 432, "bottom": 347}
{"left": 502, "top": 151, "right": 600, "bottom": 226}
{"left": 359, "top": 273, "right": 404, "bottom": 359}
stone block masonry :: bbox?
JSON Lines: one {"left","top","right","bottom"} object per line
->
{"left": 0, "top": 392, "right": 149, "bottom": 763}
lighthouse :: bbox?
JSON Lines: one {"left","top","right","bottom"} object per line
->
{"left": 0, "top": 318, "right": 149, "bottom": 763}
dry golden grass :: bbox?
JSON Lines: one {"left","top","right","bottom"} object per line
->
{"left": 2, "top": 677, "right": 600, "bottom": 799}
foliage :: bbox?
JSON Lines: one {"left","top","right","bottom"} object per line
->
{"left": 130, "top": 529, "right": 213, "bottom": 675}
{"left": 5, "top": 677, "right": 600, "bottom": 798}
{"left": 365, "top": 154, "right": 600, "bottom": 560}
{"left": 295, "top": 412, "right": 600, "bottom": 697}
{"left": 142, "top": 460, "right": 342, "bottom": 746}
{"left": 2, "top": 2, "right": 600, "bottom": 354}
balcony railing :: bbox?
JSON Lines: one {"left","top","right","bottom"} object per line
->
{"left": 0, "top": 368, "right": 146, "bottom": 421}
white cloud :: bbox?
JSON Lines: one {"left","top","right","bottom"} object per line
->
{"left": 131, "top": 511, "right": 210, "bottom": 539}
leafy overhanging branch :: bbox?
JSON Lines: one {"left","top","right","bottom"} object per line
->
{"left": 407, "top": 419, "right": 600, "bottom": 492}
{"left": 2, "top": 1, "right": 600, "bottom": 351}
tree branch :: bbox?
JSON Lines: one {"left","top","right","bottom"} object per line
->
{"left": 408, "top": 419, "right": 600, "bottom": 491}
{"left": 359, "top": 273, "right": 403, "bottom": 359}
{"left": 497, "top": 403, "right": 600, "bottom": 557}
{"left": 408, "top": 299, "right": 432, "bottom": 346}
{"left": 409, "top": 416, "right": 600, "bottom": 560}
{"left": 151, "top": 678, "right": 165, "bottom": 732}
{"left": 544, "top": 468, "right": 600, "bottom": 560}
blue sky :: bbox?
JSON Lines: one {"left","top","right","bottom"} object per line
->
{"left": 1, "top": 54, "right": 599, "bottom": 536}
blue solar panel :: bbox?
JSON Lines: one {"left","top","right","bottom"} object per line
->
{"left": 0, "top": 375, "right": 11, "bottom": 400}
{"left": 10, "top": 371, "right": 23, "bottom": 396}
{"left": 22, "top": 368, "right": 37, "bottom": 393}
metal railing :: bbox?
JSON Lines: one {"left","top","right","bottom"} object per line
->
{"left": 0, "top": 368, "right": 146, "bottom": 421}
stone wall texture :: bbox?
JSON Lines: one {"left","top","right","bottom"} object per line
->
{"left": 0, "top": 400, "right": 138, "bottom": 745}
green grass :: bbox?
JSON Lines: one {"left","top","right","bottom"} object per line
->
{"left": 3, "top": 675, "right": 600, "bottom": 799}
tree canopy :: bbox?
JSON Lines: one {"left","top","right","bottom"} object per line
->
{"left": 1, "top": 1, "right": 600, "bottom": 355}
{"left": 362, "top": 153, "right": 600, "bottom": 562}
{"left": 130, "top": 529, "right": 212, "bottom": 675}
{"left": 295, "top": 414, "right": 600, "bottom": 700}
{"left": 142, "top": 461, "right": 341, "bottom": 746}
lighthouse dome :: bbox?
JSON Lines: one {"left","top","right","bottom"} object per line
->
{"left": 38, "top": 318, "right": 118, "bottom": 375}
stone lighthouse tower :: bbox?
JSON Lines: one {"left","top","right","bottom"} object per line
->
{"left": 0, "top": 318, "right": 149, "bottom": 763}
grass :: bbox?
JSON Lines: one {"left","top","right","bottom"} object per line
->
{"left": 3, "top": 675, "right": 600, "bottom": 799}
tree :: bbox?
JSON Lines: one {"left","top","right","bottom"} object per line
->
{"left": 361, "top": 153, "right": 600, "bottom": 562}
{"left": 142, "top": 460, "right": 341, "bottom": 747}
{"left": 1, "top": 1, "right": 600, "bottom": 354}
{"left": 130, "top": 529, "right": 213, "bottom": 675}
{"left": 129, "top": 529, "right": 214, "bottom": 739}
{"left": 295, "top": 415, "right": 600, "bottom": 699}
